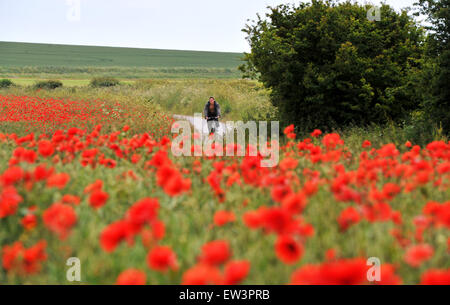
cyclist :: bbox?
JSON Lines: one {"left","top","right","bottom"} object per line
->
{"left": 204, "top": 96, "right": 221, "bottom": 134}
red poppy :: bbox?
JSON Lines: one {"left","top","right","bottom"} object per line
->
{"left": 182, "top": 264, "right": 223, "bottom": 285}
{"left": 43, "top": 203, "right": 77, "bottom": 240}
{"left": 311, "top": 129, "right": 323, "bottom": 138}
{"left": 1, "top": 166, "right": 24, "bottom": 186}
{"left": 61, "top": 194, "right": 81, "bottom": 205}
{"left": 290, "top": 264, "right": 322, "bottom": 285}
{"left": 362, "top": 140, "right": 372, "bottom": 148}
{"left": 126, "top": 198, "right": 160, "bottom": 230}
{"left": 377, "top": 264, "right": 402, "bottom": 285}
{"left": 275, "top": 235, "right": 304, "bottom": 265}
{"left": 243, "top": 208, "right": 265, "bottom": 229}
{"left": 21, "top": 214, "right": 37, "bottom": 230}
{"left": 337, "top": 207, "right": 361, "bottom": 231}
{"left": 89, "top": 190, "right": 109, "bottom": 209}
{"left": 271, "top": 185, "right": 292, "bottom": 203}
{"left": 2, "top": 240, "right": 47, "bottom": 275}
{"left": 261, "top": 207, "right": 292, "bottom": 234}
{"left": 282, "top": 192, "right": 307, "bottom": 214}
{"left": 46, "top": 173, "right": 70, "bottom": 189}
{"left": 151, "top": 220, "right": 166, "bottom": 240}
{"left": 224, "top": 260, "right": 251, "bottom": 285}
{"left": 33, "top": 164, "right": 54, "bottom": 181}
{"left": 156, "top": 165, "right": 190, "bottom": 197}
{"left": 291, "top": 258, "right": 368, "bottom": 285}
{"left": 38, "top": 140, "right": 55, "bottom": 157}
{"left": 404, "top": 244, "right": 434, "bottom": 267}
{"left": 284, "top": 125, "right": 295, "bottom": 135}
{"left": 200, "top": 240, "right": 231, "bottom": 266}
{"left": 100, "top": 220, "right": 134, "bottom": 253}
{"left": 84, "top": 180, "right": 103, "bottom": 194}
{"left": 0, "top": 186, "right": 22, "bottom": 218}
{"left": 147, "top": 246, "right": 178, "bottom": 272}
{"left": 420, "top": 269, "right": 450, "bottom": 285}
{"left": 322, "top": 133, "right": 344, "bottom": 149}
{"left": 213, "top": 210, "right": 236, "bottom": 227}
{"left": 116, "top": 269, "right": 146, "bottom": 285}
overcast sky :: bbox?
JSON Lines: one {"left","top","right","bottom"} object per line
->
{"left": 0, "top": 0, "right": 419, "bottom": 53}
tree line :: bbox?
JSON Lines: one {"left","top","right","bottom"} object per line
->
{"left": 240, "top": 0, "right": 449, "bottom": 139}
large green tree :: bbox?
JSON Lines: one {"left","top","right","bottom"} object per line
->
{"left": 416, "top": 0, "right": 450, "bottom": 133}
{"left": 241, "top": 0, "right": 424, "bottom": 131}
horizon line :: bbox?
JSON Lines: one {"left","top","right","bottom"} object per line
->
{"left": 0, "top": 40, "right": 246, "bottom": 55}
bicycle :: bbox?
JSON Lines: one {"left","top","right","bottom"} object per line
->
{"left": 206, "top": 116, "right": 219, "bottom": 135}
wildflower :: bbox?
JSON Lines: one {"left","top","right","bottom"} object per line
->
{"left": 243, "top": 208, "right": 265, "bottom": 229}
{"left": 89, "top": 190, "right": 109, "bottom": 209}
{"left": 290, "top": 258, "right": 368, "bottom": 285}
{"left": 126, "top": 198, "right": 160, "bottom": 230}
{"left": 43, "top": 203, "right": 77, "bottom": 240}
{"left": 271, "top": 185, "right": 292, "bottom": 203}
{"left": 311, "top": 129, "right": 323, "bottom": 138}
{"left": 147, "top": 246, "right": 178, "bottom": 272}
{"left": 38, "top": 140, "right": 55, "bottom": 157}
{"left": 213, "top": 211, "right": 236, "bottom": 227}
{"left": 152, "top": 220, "right": 166, "bottom": 240}
{"left": 377, "top": 264, "right": 402, "bottom": 285}
{"left": 284, "top": 125, "right": 295, "bottom": 135}
{"left": 182, "top": 264, "right": 222, "bottom": 285}
{"left": 61, "top": 194, "right": 81, "bottom": 205}
{"left": 282, "top": 192, "right": 307, "bottom": 214}
{"left": 362, "top": 140, "right": 372, "bottom": 148}
{"left": 338, "top": 207, "right": 361, "bottom": 231}
{"left": 322, "top": 133, "right": 344, "bottom": 149}
{"left": 2, "top": 241, "right": 47, "bottom": 275}
{"left": 404, "top": 244, "right": 434, "bottom": 267}
{"left": 100, "top": 220, "right": 134, "bottom": 253}
{"left": 33, "top": 164, "right": 54, "bottom": 181}
{"left": 0, "top": 187, "right": 22, "bottom": 218}
{"left": 200, "top": 240, "right": 231, "bottom": 266}
{"left": 1, "top": 166, "right": 24, "bottom": 186}
{"left": 263, "top": 207, "right": 293, "bottom": 234}
{"left": 84, "top": 180, "right": 103, "bottom": 194}
{"left": 420, "top": 269, "right": 450, "bottom": 285}
{"left": 21, "top": 214, "right": 38, "bottom": 230}
{"left": 116, "top": 269, "right": 146, "bottom": 285}
{"left": 280, "top": 158, "right": 299, "bottom": 171}
{"left": 275, "top": 235, "right": 304, "bottom": 265}
{"left": 224, "top": 260, "right": 251, "bottom": 285}
{"left": 46, "top": 173, "right": 70, "bottom": 189}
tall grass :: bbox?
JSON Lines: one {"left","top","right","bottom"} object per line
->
{"left": 0, "top": 79, "right": 276, "bottom": 122}
{"left": 1, "top": 79, "right": 445, "bottom": 147}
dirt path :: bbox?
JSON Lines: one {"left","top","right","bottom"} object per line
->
{"left": 173, "top": 115, "right": 232, "bottom": 137}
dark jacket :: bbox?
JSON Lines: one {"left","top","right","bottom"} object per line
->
{"left": 204, "top": 101, "right": 221, "bottom": 120}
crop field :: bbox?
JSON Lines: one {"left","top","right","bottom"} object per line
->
{"left": 1, "top": 0, "right": 449, "bottom": 290}
{"left": 0, "top": 42, "right": 243, "bottom": 79}
{"left": 0, "top": 91, "right": 449, "bottom": 285}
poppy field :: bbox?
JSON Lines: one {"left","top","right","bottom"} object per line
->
{"left": 0, "top": 94, "right": 449, "bottom": 285}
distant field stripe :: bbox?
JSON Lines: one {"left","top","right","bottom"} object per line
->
{"left": 0, "top": 41, "right": 243, "bottom": 69}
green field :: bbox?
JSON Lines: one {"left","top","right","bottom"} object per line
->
{"left": 0, "top": 41, "right": 243, "bottom": 79}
